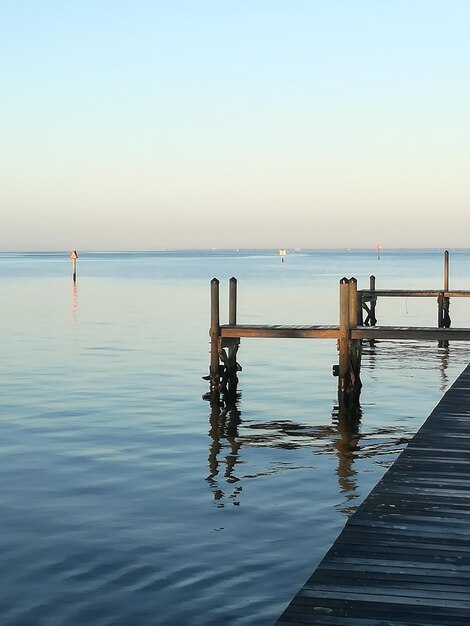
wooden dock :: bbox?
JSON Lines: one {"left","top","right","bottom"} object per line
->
{"left": 207, "top": 260, "right": 470, "bottom": 405}
{"left": 275, "top": 364, "right": 470, "bottom": 625}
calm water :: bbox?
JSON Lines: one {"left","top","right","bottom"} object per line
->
{"left": 1, "top": 249, "right": 470, "bottom": 625}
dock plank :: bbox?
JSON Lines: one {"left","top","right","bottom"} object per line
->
{"left": 275, "top": 365, "right": 470, "bottom": 625}
{"left": 219, "top": 323, "right": 470, "bottom": 341}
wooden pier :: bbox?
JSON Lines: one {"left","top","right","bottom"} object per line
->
{"left": 275, "top": 363, "right": 470, "bottom": 625}
{"left": 206, "top": 251, "right": 470, "bottom": 407}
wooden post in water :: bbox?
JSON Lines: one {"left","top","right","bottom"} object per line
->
{"left": 438, "top": 251, "right": 451, "bottom": 330}
{"left": 444, "top": 250, "right": 449, "bottom": 292}
{"left": 349, "top": 277, "right": 359, "bottom": 327}
{"left": 438, "top": 292, "right": 444, "bottom": 328}
{"left": 443, "top": 250, "right": 451, "bottom": 328}
{"left": 229, "top": 277, "right": 237, "bottom": 325}
{"left": 210, "top": 278, "right": 221, "bottom": 392}
{"left": 338, "top": 278, "right": 350, "bottom": 393}
{"left": 225, "top": 277, "right": 241, "bottom": 391}
{"left": 70, "top": 249, "right": 78, "bottom": 282}
{"left": 348, "top": 277, "right": 362, "bottom": 395}
{"left": 369, "top": 275, "right": 377, "bottom": 325}
{"left": 338, "top": 277, "right": 362, "bottom": 410}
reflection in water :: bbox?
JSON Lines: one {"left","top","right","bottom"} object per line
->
{"left": 206, "top": 340, "right": 462, "bottom": 515}
{"left": 71, "top": 280, "right": 78, "bottom": 323}
{"left": 331, "top": 406, "right": 361, "bottom": 514}
{"left": 207, "top": 395, "right": 242, "bottom": 507}
{"left": 362, "top": 339, "right": 454, "bottom": 392}
{"left": 439, "top": 342, "right": 449, "bottom": 391}
{"left": 206, "top": 394, "right": 411, "bottom": 515}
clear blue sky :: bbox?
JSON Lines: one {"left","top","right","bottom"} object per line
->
{"left": 2, "top": 1, "right": 469, "bottom": 250}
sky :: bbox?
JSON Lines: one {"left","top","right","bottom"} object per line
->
{"left": 1, "top": 1, "right": 469, "bottom": 251}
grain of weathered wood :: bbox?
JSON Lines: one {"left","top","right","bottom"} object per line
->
{"left": 219, "top": 324, "right": 470, "bottom": 342}
{"left": 275, "top": 365, "right": 470, "bottom": 625}
{"left": 220, "top": 325, "right": 340, "bottom": 339}
{"left": 352, "top": 327, "right": 470, "bottom": 341}
{"left": 360, "top": 289, "right": 470, "bottom": 298}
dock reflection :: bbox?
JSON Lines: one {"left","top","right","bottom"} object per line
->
{"left": 362, "top": 339, "right": 453, "bottom": 392}
{"left": 206, "top": 395, "right": 242, "bottom": 506}
{"left": 205, "top": 392, "right": 406, "bottom": 513}
{"left": 205, "top": 341, "right": 464, "bottom": 511}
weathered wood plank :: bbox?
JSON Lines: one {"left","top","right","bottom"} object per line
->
{"left": 275, "top": 365, "right": 470, "bottom": 625}
{"left": 220, "top": 325, "right": 340, "bottom": 339}
{"left": 352, "top": 326, "right": 470, "bottom": 341}
{"left": 359, "top": 289, "right": 470, "bottom": 298}
{"left": 220, "top": 324, "right": 470, "bottom": 341}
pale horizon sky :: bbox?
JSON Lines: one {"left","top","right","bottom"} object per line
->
{"left": 2, "top": 1, "right": 469, "bottom": 251}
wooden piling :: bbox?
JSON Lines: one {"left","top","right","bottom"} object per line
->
{"left": 438, "top": 250, "right": 451, "bottom": 330}
{"left": 348, "top": 277, "right": 362, "bottom": 392}
{"left": 229, "top": 277, "right": 237, "bottom": 325}
{"left": 437, "top": 292, "right": 444, "bottom": 328}
{"left": 443, "top": 251, "right": 451, "bottom": 329}
{"left": 338, "top": 278, "right": 350, "bottom": 392}
{"left": 210, "top": 278, "right": 221, "bottom": 391}
{"left": 369, "top": 274, "right": 377, "bottom": 325}
{"left": 226, "top": 277, "right": 241, "bottom": 390}
{"left": 338, "top": 277, "right": 362, "bottom": 407}
{"left": 444, "top": 249, "right": 449, "bottom": 292}
{"left": 349, "top": 277, "right": 358, "bottom": 327}
{"left": 70, "top": 249, "right": 78, "bottom": 283}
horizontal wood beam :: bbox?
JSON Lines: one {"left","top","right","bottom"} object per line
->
{"left": 220, "top": 324, "right": 470, "bottom": 342}
{"left": 220, "top": 325, "right": 340, "bottom": 339}
{"left": 352, "top": 326, "right": 470, "bottom": 341}
{"left": 359, "top": 289, "right": 470, "bottom": 298}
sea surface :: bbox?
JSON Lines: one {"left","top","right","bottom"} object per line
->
{"left": 1, "top": 248, "right": 470, "bottom": 625}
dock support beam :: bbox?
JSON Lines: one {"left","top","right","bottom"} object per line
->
{"left": 338, "top": 278, "right": 362, "bottom": 411}
{"left": 444, "top": 249, "right": 449, "bottom": 292}
{"left": 210, "top": 278, "right": 221, "bottom": 394}
{"left": 222, "top": 277, "right": 241, "bottom": 397}
{"left": 369, "top": 275, "right": 377, "bottom": 326}
{"left": 361, "top": 275, "right": 377, "bottom": 327}
{"left": 438, "top": 251, "right": 451, "bottom": 332}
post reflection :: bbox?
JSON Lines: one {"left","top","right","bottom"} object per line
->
{"left": 206, "top": 394, "right": 242, "bottom": 507}
{"left": 205, "top": 388, "right": 365, "bottom": 513}
{"left": 71, "top": 280, "right": 78, "bottom": 323}
{"left": 332, "top": 404, "right": 361, "bottom": 515}
{"left": 439, "top": 342, "right": 449, "bottom": 391}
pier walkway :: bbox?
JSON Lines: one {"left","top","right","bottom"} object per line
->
{"left": 276, "top": 365, "right": 470, "bottom": 625}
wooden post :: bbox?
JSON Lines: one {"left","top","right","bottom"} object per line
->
{"left": 443, "top": 250, "right": 451, "bottom": 329}
{"left": 437, "top": 292, "right": 444, "bottom": 328}
{"left": 337, "top": 277, "right": 362, "bottom": 410}
{"left": 444, "top": 250, "right": 449, "bottom": 292}
{"left": 210, "top": 278, "right": 221, "bottom": 391}
{"left": 338, "top": 278, "right": 350, "bottom": 392}
{"left": 229, "top": 277, "right": 237, "bottom": 325}
{"left": 70, "top": 249, "right": 78, "bottom": 282}
{"left": 348, "top": 277, "right": 362, "bottom": 393}
{"left": 357, "top": 289, "right": 364, "bottom": 326}
{"left": 438, "top": 250, "right": 451, "bottom": 330}
{"left": 226, "top": 277, "right": 241, "bottom": 388}
{"left": 369, "top": 275, "right": 377, "bottom": 325}
{"left": 349, "top": 277, "right": 358, "bottom": 328}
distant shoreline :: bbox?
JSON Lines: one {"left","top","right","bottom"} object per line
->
{"left": 2, "top": 247, "right": 470, "bottom": 255}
